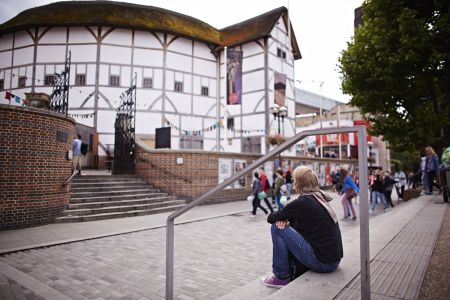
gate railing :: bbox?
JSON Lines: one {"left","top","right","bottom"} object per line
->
{"left": 166, "top": 126, "right": 371, "bottom": 300}
{"left": 113, "top": 73, "right": 137, "bottom": 174}
{"left": 50, "top": 51, "right": 71, "bottom": 115}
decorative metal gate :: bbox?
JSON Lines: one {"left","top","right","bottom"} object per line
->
{"left": 113, "top": 74, "right": 137, "bottom": 174}
{"left": 50, "top": 51, "right": 71, "bottom": 115}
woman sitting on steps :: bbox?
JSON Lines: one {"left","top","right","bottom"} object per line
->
{"left": 261, "top": 166, "right": 343, "bottom": 288}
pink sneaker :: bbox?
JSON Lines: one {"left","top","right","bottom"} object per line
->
{"left": 261, "top": 274, "right": 290, "bottom": 288}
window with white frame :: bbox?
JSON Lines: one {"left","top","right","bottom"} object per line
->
{"left": 174, "top": 81, "right": 183, "bottom": 92}
{"left": 75, "top": 74, "right": 86, "bottom": 86}
{"left": 201, "top": 86, "right": 209, "bottom": 96}
{"left": 109, "top": 75, "right": 120, "bottom": 87}
{"left": 44, "top": 75, "right": 55, "bottom": 86}
{"left": 18, "top": 76, "right": 26, "bottom": 88}
{"left": 143, "top": 77, "right": 153, "bottom": 88}
{"left": 180, "top": 134, "right": 203, "bottom": 150}
{"left": 0, "top": 79, "right": 4, "bottom": 90}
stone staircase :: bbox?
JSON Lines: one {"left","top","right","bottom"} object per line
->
{"left": 55, "top": 174, "right": 186, "bottom": 223}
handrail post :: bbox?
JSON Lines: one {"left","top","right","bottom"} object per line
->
{"left": 357, "top": 126, "right": 371, "bottom": 299}
{"left": 166, "top": 218, "right": 175, "bottom": 300}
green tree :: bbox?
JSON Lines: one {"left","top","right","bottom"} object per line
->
{"left": 339, "top": 0, "right": 450, "bottom": 154}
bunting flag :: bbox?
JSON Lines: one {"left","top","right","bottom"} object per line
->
{"left": 69, "top": 112, "right": 96, "bottom": 119}
{"left": 163, "top": 117, "right": 265, "bottom": 135}
{"left": 15, "top": 96, "right": 21, "bottom": 103}
{"left": 5, "top": 91, "right": 11, "bottom": 100}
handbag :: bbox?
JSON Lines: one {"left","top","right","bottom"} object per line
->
{"left": 345, "top": 188, "right": 357, "bottom": 200}
{"left": 258, "top": 191, "right": 267, "bottom": 200}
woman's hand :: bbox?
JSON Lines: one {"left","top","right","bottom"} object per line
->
{"left": 276, "top": 220, "right": 289, "bottom": 229}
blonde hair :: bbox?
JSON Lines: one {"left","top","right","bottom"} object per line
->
{"left": 425, "top": 146, "right": 435, "bottom": 156}
{"left": 292, "top": 166, "right": 320, "bottom": 194}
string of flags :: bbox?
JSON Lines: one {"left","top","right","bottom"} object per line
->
{"left": 4, "top": 91, "right": 26, "bottom": 105}
{"left": 68, "top": 112, "right": 96, "bottom": 119}
{"left": 163, "top": 117, "right": 267, "bottom": 135}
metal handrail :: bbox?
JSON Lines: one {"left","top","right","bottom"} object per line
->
{"left": 166, "top": 126, "right": 370, "bottom": 300}
{"left": 62, "top": 170, "right": 78, "bottom": 186}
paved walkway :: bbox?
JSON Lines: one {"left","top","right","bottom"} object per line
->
{"left": 0, "top": 191, "right": 446, "bottom": 300}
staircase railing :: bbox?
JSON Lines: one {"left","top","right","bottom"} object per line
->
{"left": 166, "top": 126, "right": 371, "bottom": 300}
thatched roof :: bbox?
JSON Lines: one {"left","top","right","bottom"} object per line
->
{"left": 0, "top": 1, "right": 301, "bottom": 59}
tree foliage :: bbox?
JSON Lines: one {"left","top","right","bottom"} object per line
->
{"left": 339, "top": 0, "right": 450, "bottom": 154}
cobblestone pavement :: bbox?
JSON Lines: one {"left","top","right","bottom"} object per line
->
{"left": 0, "top": 193, "right": 369, "bottom": 300}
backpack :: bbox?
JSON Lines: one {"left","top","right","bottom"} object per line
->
{"left": 80, "top": 142, "right": 88, "bottom": 155}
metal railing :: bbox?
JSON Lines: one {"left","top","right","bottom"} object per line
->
{"left": 166, "top": 126, "right": 370, "bottom": 300}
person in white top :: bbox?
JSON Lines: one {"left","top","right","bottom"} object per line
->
{"left": 421, "top": 151, "right": 429, "bottom": 193}
{"left": 394, "top": 169, "right": 407, "bottom": 200}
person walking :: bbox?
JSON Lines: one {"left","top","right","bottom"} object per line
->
{"left": 383, "top": 171, "right": 396, "bottom": 207}
{"left": 259, "top": 167, "right": 275, "bottom": 213}
{"left": 394, "top": 168, "right": 407, "bottom": 200}
{"left": 72, "top": 134, "right": 82, "bottom": 175}
{"left": 250, "top": 172, "right": 268, "bottom": 217}
{"left": 425, "top": 146, "right": 441, "bottom": 195}
{"left": 285, "top": 170, "right": 293, "bottom": 199}
{"left": 338, "top": 169, "right": 358, "bottom": 221}
{"left": 261, "top": 166, "right": 343, "bottom": 288}
{"left": 274, "top": 169, "right": 286, "bottom": 210}
{"left": 370, "top": 170, "right": 390, "bottom": 214}
{"left": 420, "top": 151, "right": 429, "bottom": 194}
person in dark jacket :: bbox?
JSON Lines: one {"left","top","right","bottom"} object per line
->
{"left": 369, "top": 170, "right": 390, "bottom": 214}
{"left": 251, "top": 172, "right": 268, "bottom": 217}
{"left": 261, "top": 166, "right": 343, "bottom": 288}
{"left": 383, "top": 171, "right": 396, "bottom": 208}
{"left": 425, "top": 146, "right": 441, "bottom": 195}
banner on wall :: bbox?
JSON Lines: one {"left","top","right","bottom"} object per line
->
{"left": 274, "top": 72, "right": 286, "bottom": 107}
{"left": 233, "top": 160, "right": 247, "bottom": 188}
{"left": 227, "top": 50, "right": 242, "bottom": 105}
{"left": 218, "top": 158, "right": 233, "bottom": 189}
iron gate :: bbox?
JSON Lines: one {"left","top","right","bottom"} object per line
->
{"left": 113, "top": 74, "right": 137, "bottom": 174}
{"left": 50, "top": 51, "right": 71, "bottom": 115}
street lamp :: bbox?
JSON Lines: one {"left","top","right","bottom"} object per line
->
{"left": 270, "top": 103, "right": 287, "bottom": 135}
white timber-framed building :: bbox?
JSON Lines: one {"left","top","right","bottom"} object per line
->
{"left": 0, "top": 1, "right": 301, "bottom": 162}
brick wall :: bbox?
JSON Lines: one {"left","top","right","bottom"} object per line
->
{"left": 135, "top": 140, "right": 358, "bottom": 205}
{"left": 0, "top": 104, "right": 75, "bottom": 230}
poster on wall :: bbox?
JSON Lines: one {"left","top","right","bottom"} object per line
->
{"left": 218, "top": 158, "right": 233, "bottom": 189}
{"left": 227, "top": 50, "right": 243, "bottom": 105}
{"left": 274, "top": 72, "right": 287, "bottom": 107}
{"left": 234, "top": 159, "right": 247, "bottom": 188}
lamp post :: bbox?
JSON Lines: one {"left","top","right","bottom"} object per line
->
{"left": 270, "top": 103, "right": 287, "bottom": 135}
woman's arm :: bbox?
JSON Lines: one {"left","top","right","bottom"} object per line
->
{"left": 267, "top": 199, "right": 301, "bottom": 223}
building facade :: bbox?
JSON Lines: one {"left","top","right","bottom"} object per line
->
{"left": 0, "top": 1, "right": 301, "bottom": 162}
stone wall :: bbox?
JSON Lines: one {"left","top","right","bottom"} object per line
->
{"left": 0, "top": 104, "right": 75, "bottom": 230}
{"left": 135, "top": 140, "right": 358, "bottom": 204}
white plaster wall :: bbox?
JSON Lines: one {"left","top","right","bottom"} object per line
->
{"left": 102, "top": 29, "right": 132, "bottom": 46}
{"left": 133, "top": 48, "right": 163, "bottom": 67}
{"left": 0, "top": 51, "right": 12, "bottom": 68}
{"left": 40, "top": 27, "right": 67, "bottom": 43}
{"left": 242, "top": 40, "right": 264, "bottom": 57}
{"left": 96, "top": 110, "right": 116, "bottom": 132}
{"left": 14, "top": 31, "right": 33, "bottom": 48}
{"left": 192, "top": 97, "right": 215, "bottom": 116}
{"left": 167, "top": 92, "right": 190, "bottom": 114}
{"left": 69, "top": 45, "right": 97, "bottom": 62}
{"left": 153, "top": 69, "right": 163, "bottom": 89}
{"left": 136, "top": 112, "right": 162, "bottom": 134}
{"left": 166, "top": 52, "right": 191, "bottom": 73}
{"left": 242, "top": 53, "right": 264, "bottom": 73}
{"left": 134, "top": 31, "right": 162, "bottom": 48}
{"left": 242, "top": 70, "right": 265, "bottom": 93}
{"left": 99, "top": 65, "right": 109, "bottom": 85}
{"left": 69, "top": 27, "right": 97, "bottom": 43}
{"left": 194, "top": 41, "right": 214, "bottom": 59}
{"left": 100, "top": 45, "right": 131, "bottom": 64}
{"left": 168, "top": 37, "right": 192, "bottom": 56}
{"left": 242, "top": 91, "right": 265, "bottom": 114}
{"left": 36, "top": 45, "right": 66, "bottom": 63}
{"left": 0, "top": 33, "right": 13, "bottom": 51}
{"left": 193, "top": 58, "right": 215, "bottom": 78}
{"left": 87, "top": 65, "right": 96, "bottom": 85}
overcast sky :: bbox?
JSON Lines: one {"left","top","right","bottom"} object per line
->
{"left": 0, "top": 0, "right": 363, "bottom": 102}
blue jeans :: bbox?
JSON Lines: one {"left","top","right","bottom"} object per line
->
{"left": 275, "top": 194, "right": 284, "bottom": 210}
{"left": 371, "top": 191, "right": 389, "bottom": 210}
{"left": 286, "top": 183, "right": 293, "bottom": 197}
{"left": 271, "top": 224, "right": 340, "bottom": 278}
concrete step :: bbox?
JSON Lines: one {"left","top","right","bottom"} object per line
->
{"left": 63, "top": 200, "right": 185, "bottom": 216}
{"left": 70, "top": 181, "right": 152, "bottom": 190}
{"left": 71, "top": 177, "right": 144, "bottom": 184}
{"left": 54, "top": 204, "right": 186, "bottom": 223}
{"left": 68, "top": 197, "right": 176, "bottom": 209}
{"left": 70, "top": 192, "right": 169, "bottom": 204}
{"left": 70, "top": 188, "right": 160, "bottom": 198}
{"left": 70, "top": 183, "right": 149, "bottom": 191}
